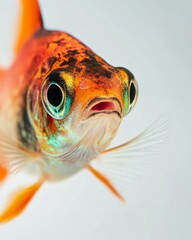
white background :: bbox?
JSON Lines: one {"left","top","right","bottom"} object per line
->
{"left": 0, "top": 0, "right": 191, "bottom": 239}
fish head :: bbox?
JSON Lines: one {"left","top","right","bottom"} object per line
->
{"left": 26, "top": 31, "right": 138, "bottom": 160}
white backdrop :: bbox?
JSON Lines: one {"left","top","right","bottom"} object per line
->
{"left": 0, "top": 0, "right": 191, "bottom": 240}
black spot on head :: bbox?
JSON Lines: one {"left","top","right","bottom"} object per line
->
{"left": 76, "top": 67, "right": 82, "bottom": 73}
{"left": 100, "top": 69, "right": 112, "bottom": 78}
{"left": 60, "top": 60, "right": 68, "bottom": 67}
{"left": 80, "top": 57, "right": 112, "bottom": 78}
{"left": 80, "top": 58, "right": 100, "bottom": 67}
{"left": 65, "top": 50, "right": 79, "bottom": 58}
{"left": 59, "top": 57, "right": 77, "bottom": 72}
{"left": 41, "top": 56, "right": 57, "bottom": 74}
{"left": 95, "top": 73, "right": 100, "bottom": 78}
{"left": 41, "top": 66, "right": 46, "bottom": 74}
{"left": 68, "top": 57, "right": 77, "bottom": 64}
{"left": 84, "top": 50, "right": 96, "bottom": 60}
{"left": 79, "top": 50, "right": 114, "bottom": 78}
{"left": 48, "top": 56, "right": 57, "bottom": 69}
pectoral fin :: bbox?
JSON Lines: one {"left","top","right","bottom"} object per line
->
{"left": 15, "top": 0, "right": 44, "bottom": 54}
{"left": 0, "top": 180, "right": 43, "bottom": 223}
{"left": 90, "top": 114, "right": 169, "bottom": 196}
{"left": 88, "top": 166, "right": 125, "bottom": 202}
{"left": 0, "top": 128, "right": 41, "bottom": 174}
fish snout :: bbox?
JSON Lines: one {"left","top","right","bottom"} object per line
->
{"left": 83, "top": 97, "right": 122, "bottom": 119}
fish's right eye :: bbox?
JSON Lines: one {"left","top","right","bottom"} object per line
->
{"left": 41, "top": 71, "right": 73, "bottom": 120}
{"left": 42, "top": 80, "right": 67, "bottom": 119}
{"left": 47, "top": 83, "right": 63, "bottom": 107}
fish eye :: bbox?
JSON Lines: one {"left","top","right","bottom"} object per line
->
{"left": 130, "top": 82, "right": 136, "bottom": 105}
{"left": 42, "top": 78, "right": 68, "bottom": 120}
{"left": 116, "top": 67, "right": 138, "bottom": 116}
{"left": 124, "top": 80, "right": 138, "bottom": 116}
{"left": 47, "top": 83, "right": 63, "bottom": 107}
{"left": 128, "top": 80, "right": 138, "bottom": 113}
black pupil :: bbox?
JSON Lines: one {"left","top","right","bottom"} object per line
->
{"left": 47, "top": 84, "right": 63, "bottom": 107}
{"left": 130, "top": 82, "right": 136, "bottom": 104}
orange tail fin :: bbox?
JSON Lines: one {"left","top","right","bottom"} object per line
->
{"left": 0, "top": 167, "right": 8, "bottom": 184}
{"left": 88, "top": 166, "right": 125, "bottom": 202}
{"left": 0, "top": 180, "right": 43, "bottom": 223}
{"left": 15, "top": 0, "right": 44, "bottom": 54}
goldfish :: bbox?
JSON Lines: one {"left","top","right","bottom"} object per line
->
{"left": 0, "top": 0, "right": 167, "bottom": 223}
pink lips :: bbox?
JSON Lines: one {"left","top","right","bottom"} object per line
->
{"left": 91, "top": 101, "right": 116, "bottom": 112}
{"left": 83, "top": 98, "right": 122, "bottom": 119}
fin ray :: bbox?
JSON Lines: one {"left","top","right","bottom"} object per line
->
{"left": 0, "top": 129, "right": 41, "bottom": 173}
{"left": 88, "top": 166, "right": 125, "bottom": 201}
{"left": 91, "top": 114, "right": 169, "bottom": 193}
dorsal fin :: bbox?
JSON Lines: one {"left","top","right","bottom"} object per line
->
{"left": 15, "top": 0, "right": 44, "bottom": 54}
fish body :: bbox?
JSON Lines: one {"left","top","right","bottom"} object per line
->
{"left": 0, "top": 0, "right": 166, "bottom": 223}
{"left": 0, "top": 28, "right": 137, "bottom": 180}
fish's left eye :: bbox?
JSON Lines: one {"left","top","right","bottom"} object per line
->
{"left": 124, "top": 80, "right": 138, "bottom": 116}
{"left": 130, "top": 82, "right": 136, "bottom": 105}
{"left": 129, "top": 80, "right": 138, "bottom": 113}
{"left": 42, "top": 80, "right": 68, "bottom": 120}
{"left": 116, "top": 67, "right": 138, "bottom": 116}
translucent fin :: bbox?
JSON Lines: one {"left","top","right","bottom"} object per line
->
{"left": 0, "top": 167, "right": 8, "bottom": 184}
{"left": 0, "top": 129, "right": 41, "bottom": 173}
{"left": 91, "top": 114, "right": 169, "bottom": 195}
{"left": 15, "top": 0, "right": 44, "bottom": 54}
{"left": 88, "top": 166, "right": 124, "bottom": 202}
{"left": 0, "top": 180, "right": 43, "bottom": 223}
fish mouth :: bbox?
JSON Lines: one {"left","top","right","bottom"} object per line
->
{"left": 83, "top": 97, "right": 122, "bottom": 119}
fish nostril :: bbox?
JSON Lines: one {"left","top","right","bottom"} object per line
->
{"left": 91, "top": 101, "right": 116, "bottom": 112}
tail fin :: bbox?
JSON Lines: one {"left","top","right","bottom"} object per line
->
{"left": 15, "top": 0, "right": 44, "bottom": 54}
